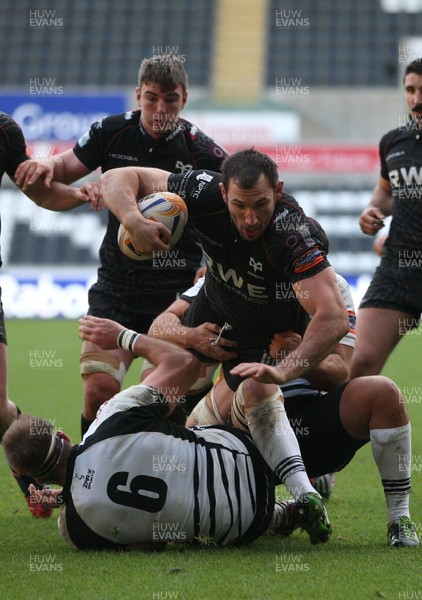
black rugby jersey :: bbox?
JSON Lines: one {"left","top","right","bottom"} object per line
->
{"left": 379, "top": 120, "right": 422, "bottom": 255}
{"left": 168, "top": 170, "right": 330, "bottom": 337}
{"left": 73, "top": 111, "right": 228, "bottom": 292}
{"left": 0, "top": 112, "right": 29, "bottom": 267}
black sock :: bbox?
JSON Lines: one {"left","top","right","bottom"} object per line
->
{"left": 81, "top": 415, "right": 93, "bottom": 437}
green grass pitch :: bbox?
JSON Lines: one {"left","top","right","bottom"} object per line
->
{"left": 0, "top": 319, "right": 421, "bottom": 600}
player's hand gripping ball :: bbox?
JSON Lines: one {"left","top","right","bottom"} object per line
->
{"left": 117, "top": 192, "right": 188, "bottom": 260}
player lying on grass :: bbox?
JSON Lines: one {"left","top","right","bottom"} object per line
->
{"left": 144, "top": 277, "right": 419, "bottom": 547}
{"left": 2, "top": 316, "right": 331, "bottom": 550}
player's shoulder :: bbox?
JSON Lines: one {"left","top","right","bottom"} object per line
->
{"left": 335, "top": 273, "right": 353, "bottom": 304}
{"left": 92, "top": 110, "right": 140, "bottom": 132}
{"left": 278, "top": 190, "right": 301, "bottom": 209}
{"left": 76, "top": 111, "right": 140, "bottom": 149}
{"left": 169, "top": 167, "right": 222, "bottom": 193}
{"left": 270, "top": 191, "right": 303, "bottom": 229}
{"left": 266, "top": 194, "right": 328, "bottom": 267}
{"left": 179, "top": 117, "right": 208, "bottom": 140}
{"left": 178, "top": 118, "right": 228, "bottom": 157}
{"left": 379, "top": 123, "right": 413, "bottom": 152}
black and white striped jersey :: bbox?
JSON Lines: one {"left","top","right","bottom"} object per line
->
{"left": 59, "top": 385, "right": 274, "bottom": 550}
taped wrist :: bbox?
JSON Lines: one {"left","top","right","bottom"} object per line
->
{"left": 117, "top": 329, "right": 140, "bottom": 353}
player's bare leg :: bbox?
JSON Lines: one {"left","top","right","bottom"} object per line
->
{"left": 351, "top": 307, "right": 415, "bottom": 378}
{"left": 80, "top": 341, "right": 134, "bottom": 436}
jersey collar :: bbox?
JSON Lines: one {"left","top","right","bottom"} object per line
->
{"left": 138, "top": 113, "right": 185, "bottom": 145}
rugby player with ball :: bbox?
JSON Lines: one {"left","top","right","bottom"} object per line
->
{"left": 16, "top": 55, "right": 228, "bottom": 438}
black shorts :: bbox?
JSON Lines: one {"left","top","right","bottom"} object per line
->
{"left": 88, "top": 278, "right": 194, "bottom": 334}
{"left": 0, "top": 287, "right": 7, "bottom": 345}
{"left": 360, "top": 253, "right": 422, "bottom": 324}
{"left": 181, "top": 287, "right": 274, "bottom": 391}
{"left": 284, "top": 382, "right": 368, "bottom": 478}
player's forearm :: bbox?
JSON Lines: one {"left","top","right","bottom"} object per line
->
{"left": 368, "top": 181, "right": 394, "bottom": 216}
{"left": 140, "top": 338, "right": 194, "bottom": 368}
{"left": 25, "top": 181, "right": 86, "bottom": 211}
{"left": 360, "top": 183, "right": 393, "bottom": 236}
{"left": 101, "top": 167, "right": 170, "bottom": 227}
{"left": 48, "top": 154, "right": 67, "bottom": 182}
{"left": 148, "top": 313, "right": 191, "bottom": 348}
{"left": 130, "top": 333, "right": 200, "bottom": 400}
{"left": 101, "top": 167, "right": 143, "bottom": 227}
{"left": 275, "top": 309, "right": 349, "bottom": 382}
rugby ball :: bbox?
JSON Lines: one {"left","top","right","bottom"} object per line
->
{"left": 117, "top": 192, "right": 188, "bottom": 261}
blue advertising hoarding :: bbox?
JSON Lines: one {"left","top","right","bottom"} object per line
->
{"left": 1, "top": 93, "right": 126, "bottom": 141}
{"left": 0, "top": 272, "right": 373, "bottom": 319}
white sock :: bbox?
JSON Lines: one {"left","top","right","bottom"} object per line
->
{"left": 370, "top": 424, "right": 411, "bottom": 524}
{"left": 246, "top": 395, "right": 316, "bottom": 501}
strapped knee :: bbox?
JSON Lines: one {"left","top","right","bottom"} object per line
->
{"left": 188, "top": 385, "right": 226, "bottom": 427}
{"left": 80, "top": 351, "right": 127, "bottom": 386}
{"left": 232, "top": 382, "right": 284, "bottom": 431}
{"left": 231, "top": 382, "right": 249, "bottom": 431}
